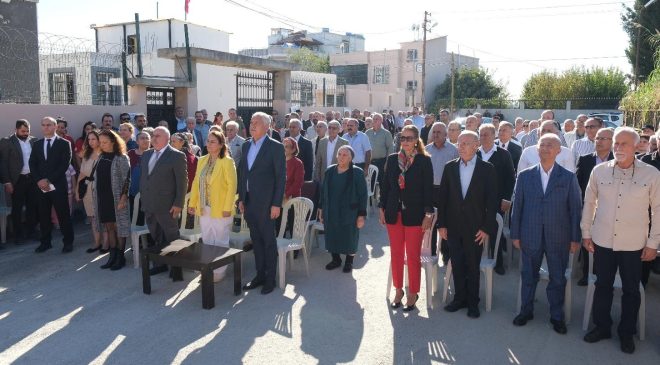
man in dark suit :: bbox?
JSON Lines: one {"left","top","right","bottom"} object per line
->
{"left": 286, "top": 119, "right": 314, "bottom": 181}
{"left": 169, "top": 106, "right": 186, "bottom": 134}
{"left": 497, "top": 121, "right": 522, "bottom": 173}
{"left": 510, "top": 134, "right": 582, "bottom": 334}
{"left": 238, "top": 112, "right": 286, "bottom": 295}
{"left": 29, "top": 117, "right": 75, "bottom": 253}
{"left": 477, "top": 124, "right": 515, "bottom": 275}
{"left": 0, "top": 119, "right": 38, "bottom": 245}
{"left": 139, "top": 127, "right": 188, "bottom": 276}
{"left": 575, "top": 128, "right": 614, "bottom": 285}
{"left": 178, "top": 117, "right": 205, "bottom": 148}
{"left": 438, "top": 131, "right": 498, "bottom": 318}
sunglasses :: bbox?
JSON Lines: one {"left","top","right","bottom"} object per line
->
{"left": 399, "top": 136, "right": 416, "bottom": 142}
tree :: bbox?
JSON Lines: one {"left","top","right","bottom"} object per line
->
{"left": 430, "top": 67, "right": 508, "bottom": 111}
{"left": 287, "top": 48, "right": 330, "bottom": 73}
{"left": 521, "top": 66, "right": 628, "bottom": 109}
{"left": 620, "top": 34, "right": 660, "bottom": 127}
{"left": 622, "top": 0, "right": 660, "bottom": 84}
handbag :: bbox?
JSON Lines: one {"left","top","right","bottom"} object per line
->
{"left": 78, "top": 160, "right": 98, "bottom": 198}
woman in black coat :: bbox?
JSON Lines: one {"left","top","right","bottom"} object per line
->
{"left": 379, "top": 125, "right": 434, "bottom": 311}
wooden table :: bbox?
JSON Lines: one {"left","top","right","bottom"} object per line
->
{"left": 141, "top": 240, "right": 243, "bottom": 309}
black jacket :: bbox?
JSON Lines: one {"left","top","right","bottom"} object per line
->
{"left": 497, "top": 140, "right": 522, "bottom": 173}
{"left": 379, "top": 153, "right": 434, "bottom": 226}
{"left": 28, "top": 137, "right": 72, "bottom": 191}
{"left": 296, "top": 136, "right": 314, "bottom": 181}
{"left": 641, "top": 151, "right": 660, "bottom": 171}
{"left": 437, "top": 157, "right": 499, "bottom": 239}
{"left": 575, "top": 152, "right": 614, "bottom": 200}
{"left": 0, "top": 134, "right": 36, "bottom": 185}
{"left": 477, "top": 146, "right": 515, "bottom": 206}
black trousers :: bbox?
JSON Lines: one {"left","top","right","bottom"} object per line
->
{"left": 38, "top": 186, "right": 74, "bottom": 246}
{"left": 592, "top": 244, "right": 642, "bottom": 337}
{"left": 10, "top": 174, "right": 39, "bottom": 239}
{"left": 244, "top": 196, "right": 278, "bottom": 286}
{"left": 448, "top": 235, "right": 483, "bottom": 308}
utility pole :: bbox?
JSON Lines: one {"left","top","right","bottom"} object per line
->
{"left": 421, "top": 11, "right": 429, "bottom": 112}
{"left": 450, "top": 52, "right": 455, "bottom": 115}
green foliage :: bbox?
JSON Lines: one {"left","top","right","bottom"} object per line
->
{"left": 621, "top": 0, "right": 660, "bottom": 83}
{"left": 287, "top": 48, "right": 330, "bottom": 73}
{"left": 521, "top": 66, "right": 628, "bottom": 109}
{"left": 621, "top": 34, "right": 660, "bottom": 127}
{"left": 430, "top": 67, "right": 508, "bottom": 111}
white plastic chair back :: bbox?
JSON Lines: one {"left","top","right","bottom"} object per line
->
{"left": 278, "top": 197, "right": 314, "bottom": 241}
{"left": 366, "top": 164, "right": 378, "bottom": 196}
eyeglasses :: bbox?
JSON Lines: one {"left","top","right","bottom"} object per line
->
{"left": 399, "top": 136, "right": 416, "bottom": 142}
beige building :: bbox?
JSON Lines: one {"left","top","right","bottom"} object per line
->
{"left": 329, "top": 36, "right": 478, "bottom": 111}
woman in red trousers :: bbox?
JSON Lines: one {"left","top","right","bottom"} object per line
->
{"left": 379, "top": 125, "right": 434, "bottom": 311}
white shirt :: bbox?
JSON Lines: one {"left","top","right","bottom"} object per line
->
{"left": 43, "top": 135, "right": 58, "bottom": 160}
{"left": 540, "top": 165, "right": 554, "bottom": 193}
{"left": 19, "top": 138, "right": 31, "bottom": 174}
{"left": 148, "top": 146, "right": 166, "bottom": 174}
{"left": 515, "top": 131, "right": 527, "bottom": 141}
{"left": 571, "top": 137, "right": 596, "bottom": 160}
{"left": 459, "top": 155, "right": 477, "bottom": 198}
{"left": 326, "top": 136, "right": 338, "bottom": 169}
{"left": 518, "top": 145, "right": 575, "bottom": 175}
{"left": 479, "top": 145, "right": 497, "bottom": 162}
{"left": 306, "top": 125, "right": 317, "bottom": 140}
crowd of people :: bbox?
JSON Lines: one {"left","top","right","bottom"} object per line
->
{"left": 0, "top": 106, "right": 658, "bottom": 354}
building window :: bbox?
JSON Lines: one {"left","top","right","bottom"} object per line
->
{"left": 95, "top": 71, "right": 121, "bottom": 106}
{"left": 126, "top": 35, "right": 137, "bottom": 55}
{"left": 331, "top": 64, "right": 368, "bottom": 85}
{"left": 406, "top": 49, "right": 418, "bottom": 62}
{"left": 48, "top": 72, "right": 75, "bottom": 104}
{"left": 372, "top": 65, "right": 390, "bottom": 84}
{"left": 406, "top": 80, "right": 418, "bottom": 90}
{"left": 341, "top": 41, "right": 350, "bottom": 53}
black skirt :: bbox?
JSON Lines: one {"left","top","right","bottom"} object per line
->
{"left": 96, "top": 154, "right": 116, "bottom": 223}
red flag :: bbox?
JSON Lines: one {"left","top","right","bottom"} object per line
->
{"left": 185, "top": 0, "right": 191, "bottom": 14}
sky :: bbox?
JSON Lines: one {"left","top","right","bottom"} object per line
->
{"left": 37, "top": 0, "right": 635, "bottom": 97}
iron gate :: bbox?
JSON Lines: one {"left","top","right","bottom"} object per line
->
{"left": 146, "top": 87, "right": 175, "bottom": 128}
{"left": 236, "top": 71, "right": 274, "bottom": 136}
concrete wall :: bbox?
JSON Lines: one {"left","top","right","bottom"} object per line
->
{"left": 0, "top": 104, "right": 146, "bottom": 138}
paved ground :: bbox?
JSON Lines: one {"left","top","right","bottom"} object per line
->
{"left": 0, "top": 216, "right": 658, "bottom": 365}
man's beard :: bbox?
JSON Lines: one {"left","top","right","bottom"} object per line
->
{"left": 17, "top": 135, "right": 28, "bottom": 141}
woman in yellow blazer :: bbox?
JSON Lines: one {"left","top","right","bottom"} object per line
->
{"left": 188, "top": 130, "right": 237, "bottom": 281}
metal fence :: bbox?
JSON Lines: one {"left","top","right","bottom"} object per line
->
{"left": 432, "top": 97, "right": 622, "bottom": 111}
{"left": 0, "top": 26, "right": 127, "bottom": 105}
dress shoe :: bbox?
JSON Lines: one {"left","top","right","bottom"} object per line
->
{"left": 467, "top": 307, "right": 480, "bottom": 318}
{"left": 390, "top": 289, "right": 404, "bottom": 309}
{"left": 403, "top": 294, "right": 419, "bottom": 312}
{"left": 62, "top": 245, "right": 73, "bottom": 253}
{"left": 342, "top": 262, "right": 353, "bottom": 273}
{"left": 513, "top": 313, "right": 534, "bottom": 326}
{"left": 550, "top": 319, "right": 567, "bottom": 334}
{"left": 86, "top": 246, "right": 100, "bottom": 253}
{"left": 243, "top": 278, "right": 264, "bottom": 290}
{"left": 494, "top": 266, "right": 505, "bottom": 275}
{"left": 577, "top": 277, "right": 588, "bottom": 286}
{"left": 110, "top": 252, "right": 126, "bottom": 271}
{"left": 148, "top": 264, "right": 168, "bottom": 276}
{"left": 261, "top": 283, "right": 275, "bottom": 295}
{"left": 620, "top": 336, "right": 635, "bottom": 354}
{"left": 101, "top": 248, "right": 118, "bottom": 269}
{"left": 325, "top": 260, "right": 342, "bottom": 270}
{"left": 242, "top": 243, "right": 253, "bottom": 252}
{"left": 35, "top": 243, "right": 52, "bottom": 253}
{"left": 583, "top": 328, "right": 612, "bottom": 343}
{"left": 444, "top": 301, "right": 467, "bottom": 312}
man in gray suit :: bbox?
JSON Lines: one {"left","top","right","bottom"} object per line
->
{"left": 238, "top": 112, "right": 286, "bottom": 295}
{"left": 139, "top": 127, "right": 188, "bottom": 276}
{"left": 313, "top": 120, "right": 348, "bottom": 184}
{"left": 0, "top": 119, "right": 38, "bottom": 245}
{"left": 225, "top": 121, "right": 245, "bottom": 166}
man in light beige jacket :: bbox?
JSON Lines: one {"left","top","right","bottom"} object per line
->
{"left": 580, "top": 127, "right": 660, "bottom": 354}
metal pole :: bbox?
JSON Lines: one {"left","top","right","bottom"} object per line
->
{"left": 184, "top": 24, "right": 192, "bottom": 82}
{"left": 421, "top": 11, "right": 428, "bottom": 112}
{"left": 134, "top": 13, "right": 143, "bottom": 78}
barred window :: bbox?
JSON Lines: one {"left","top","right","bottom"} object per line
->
{"left": 406, "top": 49, "right": 418, "bottom": 62}
{"left": 372, "top": 65, "right": 390, "bottom": 84}
{"left": 95, "top": 71, "right": 120, "bottom": 106}
{"left": 48, "top": 72, "right": 75, "bottom": 104}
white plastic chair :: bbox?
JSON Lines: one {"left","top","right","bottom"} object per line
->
{"left": 442, "top": 213, "right": 503, "bottom": 312}
{"left": 582, "top": 252, "right": 645, "bottom": 340}
{"left": 129, "top": 193, "right": 151, "bottom": 268}
{"left": 179, "top": 193, "right": 201, "bottom": 243}
{"left": 277, "top": 197, "right": 314, "bottom": 289}
{"left": 365, "top": 165, "right": 378, "bottom": 217}
{"left": 515, "top": 249, "right": 578, "bottom": 324}
{"left": 0, "top": 188, "right": 11, "bottom": 243}
{"left": 386, "top": 209, "right": 438, "bottom": 309}
{"left": 228, "top": 213, "right": 250, "bottom": 249}
{"left": 306, "top": 220, "right": 324, "bottom": 250}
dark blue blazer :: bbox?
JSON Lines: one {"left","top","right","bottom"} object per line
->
{"left": 238, "top": 136, "right": 286, "bottom": 211}
{"left": 510, "top": 163, "right": 582, "bottom": 248}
